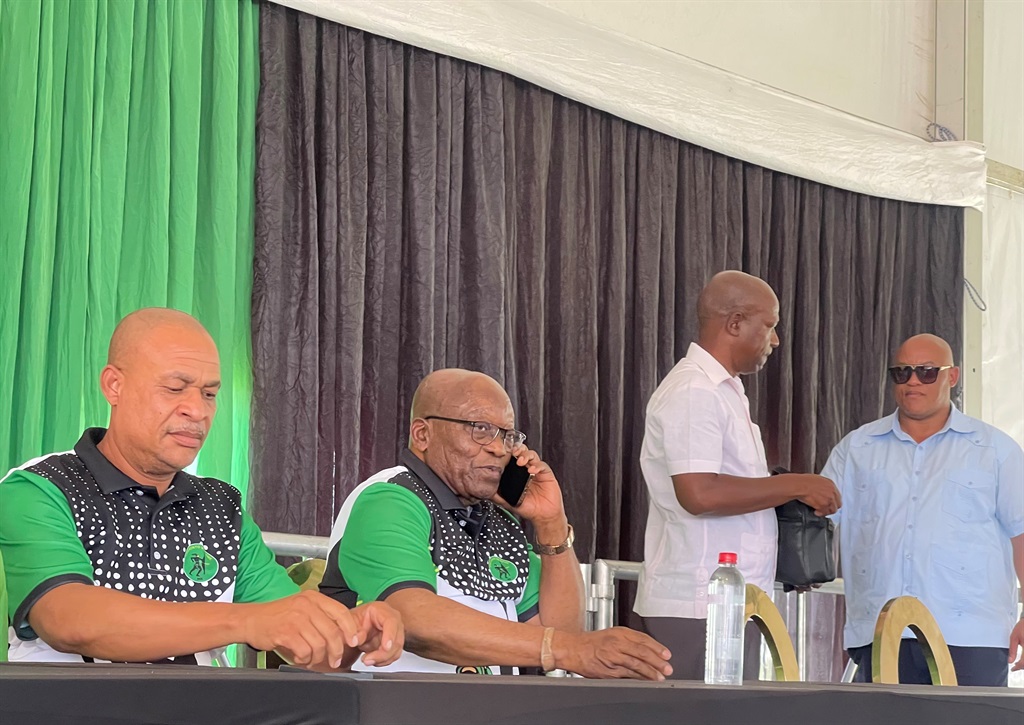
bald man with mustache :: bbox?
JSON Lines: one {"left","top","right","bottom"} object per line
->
{"left": 0, "top": 308, "right": 403, "bottom": 669}
{"left": 823, "top": 333, "right": 1024, "bottom": 686}
{"left": 634, "top": 270, "right": 841, "bottom": 680}
{"left": 320, "top": 368, "right": 674, "bottom": 680}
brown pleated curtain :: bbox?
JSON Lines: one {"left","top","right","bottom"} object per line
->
{"left": 251, "top": 3, "right": 963, "bottom": 680}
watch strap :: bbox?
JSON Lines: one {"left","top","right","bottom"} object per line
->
{"left": 534, "top": 524, "right": 574, "bottom": 556}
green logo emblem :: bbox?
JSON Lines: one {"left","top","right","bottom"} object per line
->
{"left": 183, "top": 543, "right": 218, "bottom": 583}
{"left": 488, "top": 556, "right": 518, "bottom": 582}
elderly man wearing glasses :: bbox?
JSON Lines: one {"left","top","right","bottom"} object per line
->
{"left": 319, "top": 368, "right": 673, "bottom": 680}
{"left": 822, "top": 333, "right": 1024, "bottom": 686}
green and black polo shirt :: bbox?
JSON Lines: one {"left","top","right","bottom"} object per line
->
{"left": 0, "top": 428, "right": 297, "bottom": 664}
{"left": 320, "top": 450, "right": 542, "bottom": 674}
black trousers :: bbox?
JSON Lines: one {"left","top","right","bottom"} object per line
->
{"left": 639, "top": 616, "right": 762, "bottom": 681}
{"left": 848, "top": 639, "right": 1009, "bottom": 687}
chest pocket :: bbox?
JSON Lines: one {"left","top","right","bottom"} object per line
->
{"left": 847, "top": 469, "right": 888, "bottom": 524}
{"left": 748, "top": 423, "right": 768, "bottom": 469}
{"left": 942, "top": 470, "right": 996, "bottom": 525}
{"left": 725, "top": 416, "right": 766, "bottom": 473}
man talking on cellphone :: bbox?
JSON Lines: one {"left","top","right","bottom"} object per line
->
{"left": 320, "top": 368, "right": 674, "bottom": 679}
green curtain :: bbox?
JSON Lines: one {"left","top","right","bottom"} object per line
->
{"left": 0, "top": 0, "right": 258, "bottom": 499}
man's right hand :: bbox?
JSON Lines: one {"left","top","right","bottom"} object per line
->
{"left": 794, "top": 474, "right": 842, "bottom": 516}
{"left": 240, "top": 590, "right": 362, "bottom": 669}
{"left": 553, "top": 627, "right": 672, "bottom": 680}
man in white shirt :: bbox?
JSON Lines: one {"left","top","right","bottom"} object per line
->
{"left": 634, "top": 270, "right": 841, "bottom": 680}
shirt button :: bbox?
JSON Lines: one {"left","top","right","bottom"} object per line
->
{"left": 908, "top": 524, "right": 913, "bottom": 529}
{"left": 905, "top": 554, "right": 912, "bottom": 560}
{"left": 911, "top": 496, "right": 918, "bottom": 501}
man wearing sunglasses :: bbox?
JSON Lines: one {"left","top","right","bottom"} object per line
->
{"left": 822, "top": 333, "right": 1024, "bottom": 686}
{"left": 319, "top": 368, "right": 674, "bottom": 680}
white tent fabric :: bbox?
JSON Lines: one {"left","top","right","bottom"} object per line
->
{"left": 981, "top": 185, "right": 1024, "bottom": 449}
{"left": 535, "top": 0, "right": 937, "bottom": 140}
{"left": 984, "top": 0, "right": 1024, "bottom": 169}
{"left": 269, "top": 0, "right": 987, "bottom": 210}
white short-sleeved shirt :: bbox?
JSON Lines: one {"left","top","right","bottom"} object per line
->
{"left": 634, "top": 343, "right": 777, "bottom": 619}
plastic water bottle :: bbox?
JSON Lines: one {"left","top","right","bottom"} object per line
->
{"left": 704, "top": 551, "right": 746, "bottom": 685}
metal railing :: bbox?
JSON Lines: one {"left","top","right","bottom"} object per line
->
{"left": 263, "top": 531, "right": 847, "bottom": 680}
{"left": 263, "top": 531, "right": 333, "bottom": 558}
{"left": 589, "top": 558, "right": 847, "bottom": 682}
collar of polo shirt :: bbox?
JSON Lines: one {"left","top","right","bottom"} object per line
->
{"left": 400, "top": 448, "right": 472, "bottom": 511}
{"left": 76, "top": 427, "right": 197, "bottom": 499}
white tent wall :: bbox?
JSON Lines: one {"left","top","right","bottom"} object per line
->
{"left": 981, "top": 187, "right": 1024, "bottom": 448}
{"left": 984, "top": 0, "right": 1024, "bottom": 169}
{"left": 537, "top": 0, "right": 937, "bottom": 139}
{"left": 981, "top": 185, "right": 1024, "bottom": 687}
{"left": 987, "top": 182, "right": 1024, "bottom": 691}
{"left": 980, "top": 0, "right": 1024, "bottom": 459}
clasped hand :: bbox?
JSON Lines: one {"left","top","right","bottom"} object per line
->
{"left": 244, "top": 591, "right": 404, "bottom": 670}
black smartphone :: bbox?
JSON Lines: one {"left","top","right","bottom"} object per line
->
{"left": 498, "top": 460, "right": 531, "bottom": 507}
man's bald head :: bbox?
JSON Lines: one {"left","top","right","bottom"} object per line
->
{"left": 408, "top": 368, "right": 516, "bottom": 504}
{"left": 694, "top": 271, "right": 781, "bottom": 376}
{"left": 108, "top": 308, "right": 217, "bottom": 370}
{"left": 697, "top": 270, "right": 777, "bottom": 330}
{"left": 893, "top": 333, "right": 955, "bottom": 367}
{"left": 890, "top": 333, "right": 959, "bottom": 427}
{"left": 410, "top": 369, "right": 510, "bottom": 422}
{"left": 98, "top": 308, "right": 221, "bottom": 489}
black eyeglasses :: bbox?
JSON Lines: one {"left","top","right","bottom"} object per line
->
{"left": 424, "top": 416, "right": 526, "bottom": 450}
{"left": 887, "top": 365, "right": 953, "bottom": 385}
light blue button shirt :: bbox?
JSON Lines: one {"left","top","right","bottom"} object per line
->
{"left": 822, "top": 405, "right": 1024, "bottom": 648}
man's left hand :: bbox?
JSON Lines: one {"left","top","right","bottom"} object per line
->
{"left": 341, "top": 601, "right": 405, "bottom": 669}
{"left": 1010, "top": 619, "right": 1024, "bottom": 671}
{"left": 493, "top": 445, "right": 565, "bottom": 527}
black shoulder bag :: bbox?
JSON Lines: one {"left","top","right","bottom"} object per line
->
{"left": 771, "top": 467, "right": 837, "bottom": 591}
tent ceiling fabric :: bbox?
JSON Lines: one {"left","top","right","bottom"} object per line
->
{"left": 269, "top": 0, "right": 986, "bottom": 210}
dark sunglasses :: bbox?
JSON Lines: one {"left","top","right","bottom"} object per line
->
{"left": 887, "top": 365, "right": 953, "bottom": 385}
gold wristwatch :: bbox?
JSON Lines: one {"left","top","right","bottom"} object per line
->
{"left": 534, "top": 524, "right": 574, "bottom": 556}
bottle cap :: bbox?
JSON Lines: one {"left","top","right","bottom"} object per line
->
{"left": 718, "top": 552, "right": 737, "bottom": 565}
